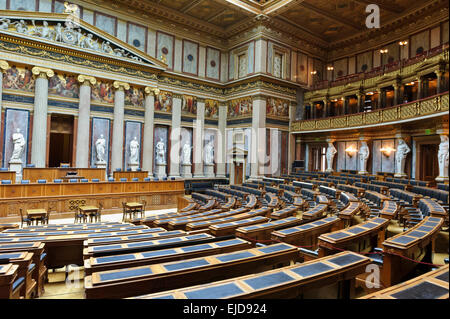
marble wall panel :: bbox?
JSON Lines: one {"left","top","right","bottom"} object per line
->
{"left": 90, "top": 117, "right": 110, "bottom": 168}
{"left": 124, "top": 121, "right": 142, "bottom": 169}
{"left": 2, "top": 109, "right": 29, "bottom": 168}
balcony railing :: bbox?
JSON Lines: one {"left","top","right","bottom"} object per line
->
{"left": 291, "top": 92, "right": 449, "bottom": 132}
{"left": 311, "top": 43, "right": 449, "bottom": 91}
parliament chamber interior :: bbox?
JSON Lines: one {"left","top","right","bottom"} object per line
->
{"left": 0, "top": 0, "right": 448, "bottom": 302}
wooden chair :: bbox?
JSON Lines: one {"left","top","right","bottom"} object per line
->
{"left": 93, "top": 204, "right": 103, "bottom": 223}
{"left": 122, "top": 202, "right": 133, "bottom": 222}
{"left": 139, "top": 200, "right": 146, "bottom": 219}
{"left": 37, "top": 211, "right": 50, "bottom": 225}
{"left": 19, "top": 208, "right": 32, "bottom": 228}
{"left": 74, "top": 207, "right": 86, "bottom": 224}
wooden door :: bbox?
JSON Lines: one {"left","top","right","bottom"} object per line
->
{"left": 234, "top": 163, "right": 243, "bottom": 185}
{"left": 419, "top": 144, "right": 439, "bottom": 182}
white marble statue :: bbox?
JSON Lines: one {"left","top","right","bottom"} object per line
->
{"left": 182, "top": 143, "right": 192, "bottom": 165}
{"left": 155, "top": 138, "right": 166, "bottom": 165}
{"left": 358, "top": 141, "right": 370, "bottom": 174}
{"left": 204, "top": 140, "right": 214, "bottom": 165}
{"left": 129, "top": 137, "right": 140, "bottom": 164}
{"left": 0, "top": 18, "right": 10, "bottom": 30}
{"left": 325, "top": 142, "right": 337, "bottom": 172}
{"left": 95, "top": 134, "right": 106, "bottom": 164}
{"left": 437, "top": 135, "right": 449, "bottom": 180}
{"left": 395, "top": 139, "right": 411, "bottom": 176}
{"left": 10, "top": 128, "right": 26, "bottom": 163}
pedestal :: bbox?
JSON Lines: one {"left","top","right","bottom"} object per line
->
{"left": 155, "top": 163, "right": 167, "bottom": 179}
{"left": 325, "top": 168, "right": 334, "bottom": 173}
{"left": 95, "top": 162, "right": 107, "bottom": 180}
{"left": 129, "top": 163, "right": 139, "bottom": 172}
{"left": 394, "top": 173, "right": 407, "bottom": 178}
{"left": 358, "top": 170, "right": 368, "bottom": 175}
{"left": 435, "top": 176, "right": 449, "bottom": 183}
{"left": 204, "top": 163, "right": 215, "bottom": 178}
{"left": 9, "top": 161, "right": 22, "bottom": 183}
{"left": 181, "top": 164, "right": 192, "bottom": 178}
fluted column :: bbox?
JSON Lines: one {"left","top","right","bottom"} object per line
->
{"left": 75, "top": 75, "right": 96, "bottom": 168}
{"left": 250, "top": 95, "right": 266, "bottom": 180}
{"left": 169, "top": 94, "right": 182, "bottom": 178}
{"left": 193, "top": 98, "right": 205, "bottom": 178}
{"left": 110, "top": 81, "right": 129, "bottom": 172}
{"left": 142, "top": 87, "right": 157, "bottom": 176}
{"left": 31, "top": 67, "right": 54, "bottom": 167}
{"left": 0, "top": 61, "right": 9, "bottom": 149}
{"left": 216, "top": 102, "right": 227, "bottom": 178}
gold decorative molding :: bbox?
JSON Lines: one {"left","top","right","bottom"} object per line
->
{"left": 0, "top": 60, "right": 10, "bottom": 71}
{"left": 31, "top": 66, "right": 54, "bottom": 78}
{"left": 113, "top": 81, "right": 130, "bottom": 91}
{"left": 291, "top": 93, "right": 449, "bottom": 133}
{"left": 77, "top": 74, "right": 97, "bottom": 86}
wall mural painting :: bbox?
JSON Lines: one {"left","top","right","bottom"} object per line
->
{"left": 48, "top": 73, "right": 79, "bottom": 98}
{"left": 154, "top": 91, "right": 172, "bottom": 113}
{"left": 182, "top": 95, "right": 197, "bottom": 116}
{"left": 266, "top": 97, "right": 289, "bottom": 118}
{"left": 2, "top": 66, "right": 34, "bottom": 92}
{"left": 205, "top": 99, "right": 219, "bottom": 119}
{"left": 91, "top": 81, "right": 114, "bottom": 104}
{"left": 2, "top": 108, "right": 29, "bottom": 168}
{"left": 125, "top": 86, "right": 144, "bottom": 108}
{"left": 228, "top": 97, "right": 252, "bottom": 118}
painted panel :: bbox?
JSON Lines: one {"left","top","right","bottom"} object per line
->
{"left": 48, "top": 72, "right": 79, "bottom": 99}
{"left": 411, "top": 30, "right": 429, "bottom": 56}
{"left": 297, "top": 52, "right": 308, "bottom": 84}
{"left": 94, "top": 12, "right": 116, "bottom": 36}
{"left": 266, "top": 97, "right": 289, "bottom": 118}
{"left": 91, "top": 80, "right": 114, "bottom": 104}
{"left": 336, "top": 142, "right": 346, "bottom": 172}
{"left": 380, "top": 139, "right": 395, "bottom": 173}
{"left": 333, "top": 58, "right": 347, "bottom": 79}
{"left": 204, "top": 99, "right": 219, "bottom": 119}
{"left": 90, "top": 117, "right": 110, "bottom": 169}
{"left": 182, "top": 40, "right": 198, "bottom": 75}
{"left": 382, "top": 43, "right": 400, "bottom": 65}
{"left": 2, "top": 109, "right": 29, "bottom": 168}
{"left": 206, "top": 47, "right": 220, "bottom": 80}
{"left": 182, "top": 95, "right": 197, "bottom": 117}
{"left": 357, "top": 51, "right": 372, "bottom": 73}
{"left": 348, "top": 56, "right": 356, "bottom": 75}
{"left": 127, "top": 22, "right": 147, "bottom": 52}
{"left": 430, "top": 27, "right": 441, "bottom": 48}
{"left": 228, "top": 53, "right": 235, "bottom": 80}
{"left": 154, "top": 91, "right": 172, "bottom": 113}
{"left": 125, "top": 86, "right": 144, "bottom": 108}
{"left": 345, "top": 141, "right": 358, "bottom": 171}
{"left": 372, "top": 140, "right": 382, "bottom": 174}
{"left": 228, "top": 97, "right": 252, "bottom": 119}
{"left": 124, "top": 121, "right": 142, "bottom": 169}
{"left": 10, "top": 0, "right": 36, "bottom": 11}
{"left": 267, "top": 42, "right": 273, "bottom": 75}
{"left": 443, "top": 21, "right": 449, "bottom": 44}
{"left": 157, "top": 32, "right": 174, "bottom": 70}
{"left": 247, "top": 42, "right": 254, "bottom": 74}
{"left": 2, "top": 66, "right": 35, "bottom": 92}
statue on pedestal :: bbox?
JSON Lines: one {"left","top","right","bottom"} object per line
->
{"left": 395, "top": 139, "right": 410, "bottom": 176}
{"left": 204, "top": 140, "right": 214, "bottom": 165}
{"left": 129, "top": 137, "right": 140, "bottom": 164}
{"left": 358, "top": 141, "right": 370, "bottom": 174}
{"left": 437, "top": 135, "right": 449, "bottom": 180}
{"left": 325, "top": 142, "right": 337, "bottom": 172}
{"left": 155, "top": 138, "right": 166, "bottom": 165}
{"left": 10, "top": 128, "right": 26, "bottom": 163}
{"left": 95, "top": 134, "right": 106, "bottom": 164}
{"left": 182, "top": 143, "right": 192, "bottom": 165}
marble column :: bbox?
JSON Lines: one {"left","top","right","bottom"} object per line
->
{"left": 75, "top": 75, "right": 96, "bottom": 168}
{"left": 169, "top": 94, "right": 182, "bottom": 178}
{"left": 193, "top": 99, "right": 205, "bottom": 178}
{"left": 216, "top": 102, "right": 227, "bottom": 178}
{"left": 250, "top": 95, "right": 266, "bottom": 180}
{"left": 110, "top": 81, "right": 129, "bottom": 173}
{"left": 436, "top": 131, "right": 449, "bottom": 183}
{"left": 142, "top": 87, "right": 156, "bottom": 176}
{"left": 31, "top": 67, "right": 54, "bottom": 168}
{"left": 0, "top": 61, "right": 9, "bottom": 152}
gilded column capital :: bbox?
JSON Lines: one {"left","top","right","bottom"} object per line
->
{"left": 197, "top": 97, "right": 205, "bottom": 103}
{"left": 0, "top": 60, "right": 10, "bottom": 71}
{"left": 77, "top": 74, "right": 97, "bottom": 86}
{"left": 172, "top": 93, "right": 183, "bottom": 100}
{"left": 252, "top": 94, "right": 267, "bottom": 102}
{"left": 31, "top": 66, "right": 54, "bottom": 79}
{"left": 144, "top": 87, "right": 159, "bottom": 96}
{"left": 113, "top": 81, "right": 130, "bottom": 91}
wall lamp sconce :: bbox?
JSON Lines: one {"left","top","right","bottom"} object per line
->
{"left": 310, "top": 70, "right": 317, "bottom": 75}
{"left": 380, "top": 49, "right": 388, "bottom": 54}
{"left": 380, "top": 146, "right": 396, "bottom": 157}
{"left": 345, "top": 146, "right": 358, "bottom": 157}
{"left": 327, "top": 66, "right": 334, "bottom": 71}
{"left": 399, "top": 41, "right": 408, "bottom": 46}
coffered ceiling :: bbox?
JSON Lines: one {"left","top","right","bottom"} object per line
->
{"left": 92, "top": 0, "right": 447, "bottom": 48}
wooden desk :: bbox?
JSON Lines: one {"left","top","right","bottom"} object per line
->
{"left": 131, "top": 251, "right": 372, "bottom": 299}
{"left": 0, "top": 264, "right": 22, "bottom": 299}
{"left": 22, "top": 168, "right": 106, "bottom": 182}
{"left": 361, "top": 265, "right": 449, "bottom": 299}
{"left": 79, "top": 206, "right": 99, "bottom": 222}
{"left": 113, "top": 171, "right": 149, "bottom": 181}
{"left": 26, "top": 209, "right": 47, "bottom": 225}
{"left": 0, "top": 171, "right": 16, "bottom": 183}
